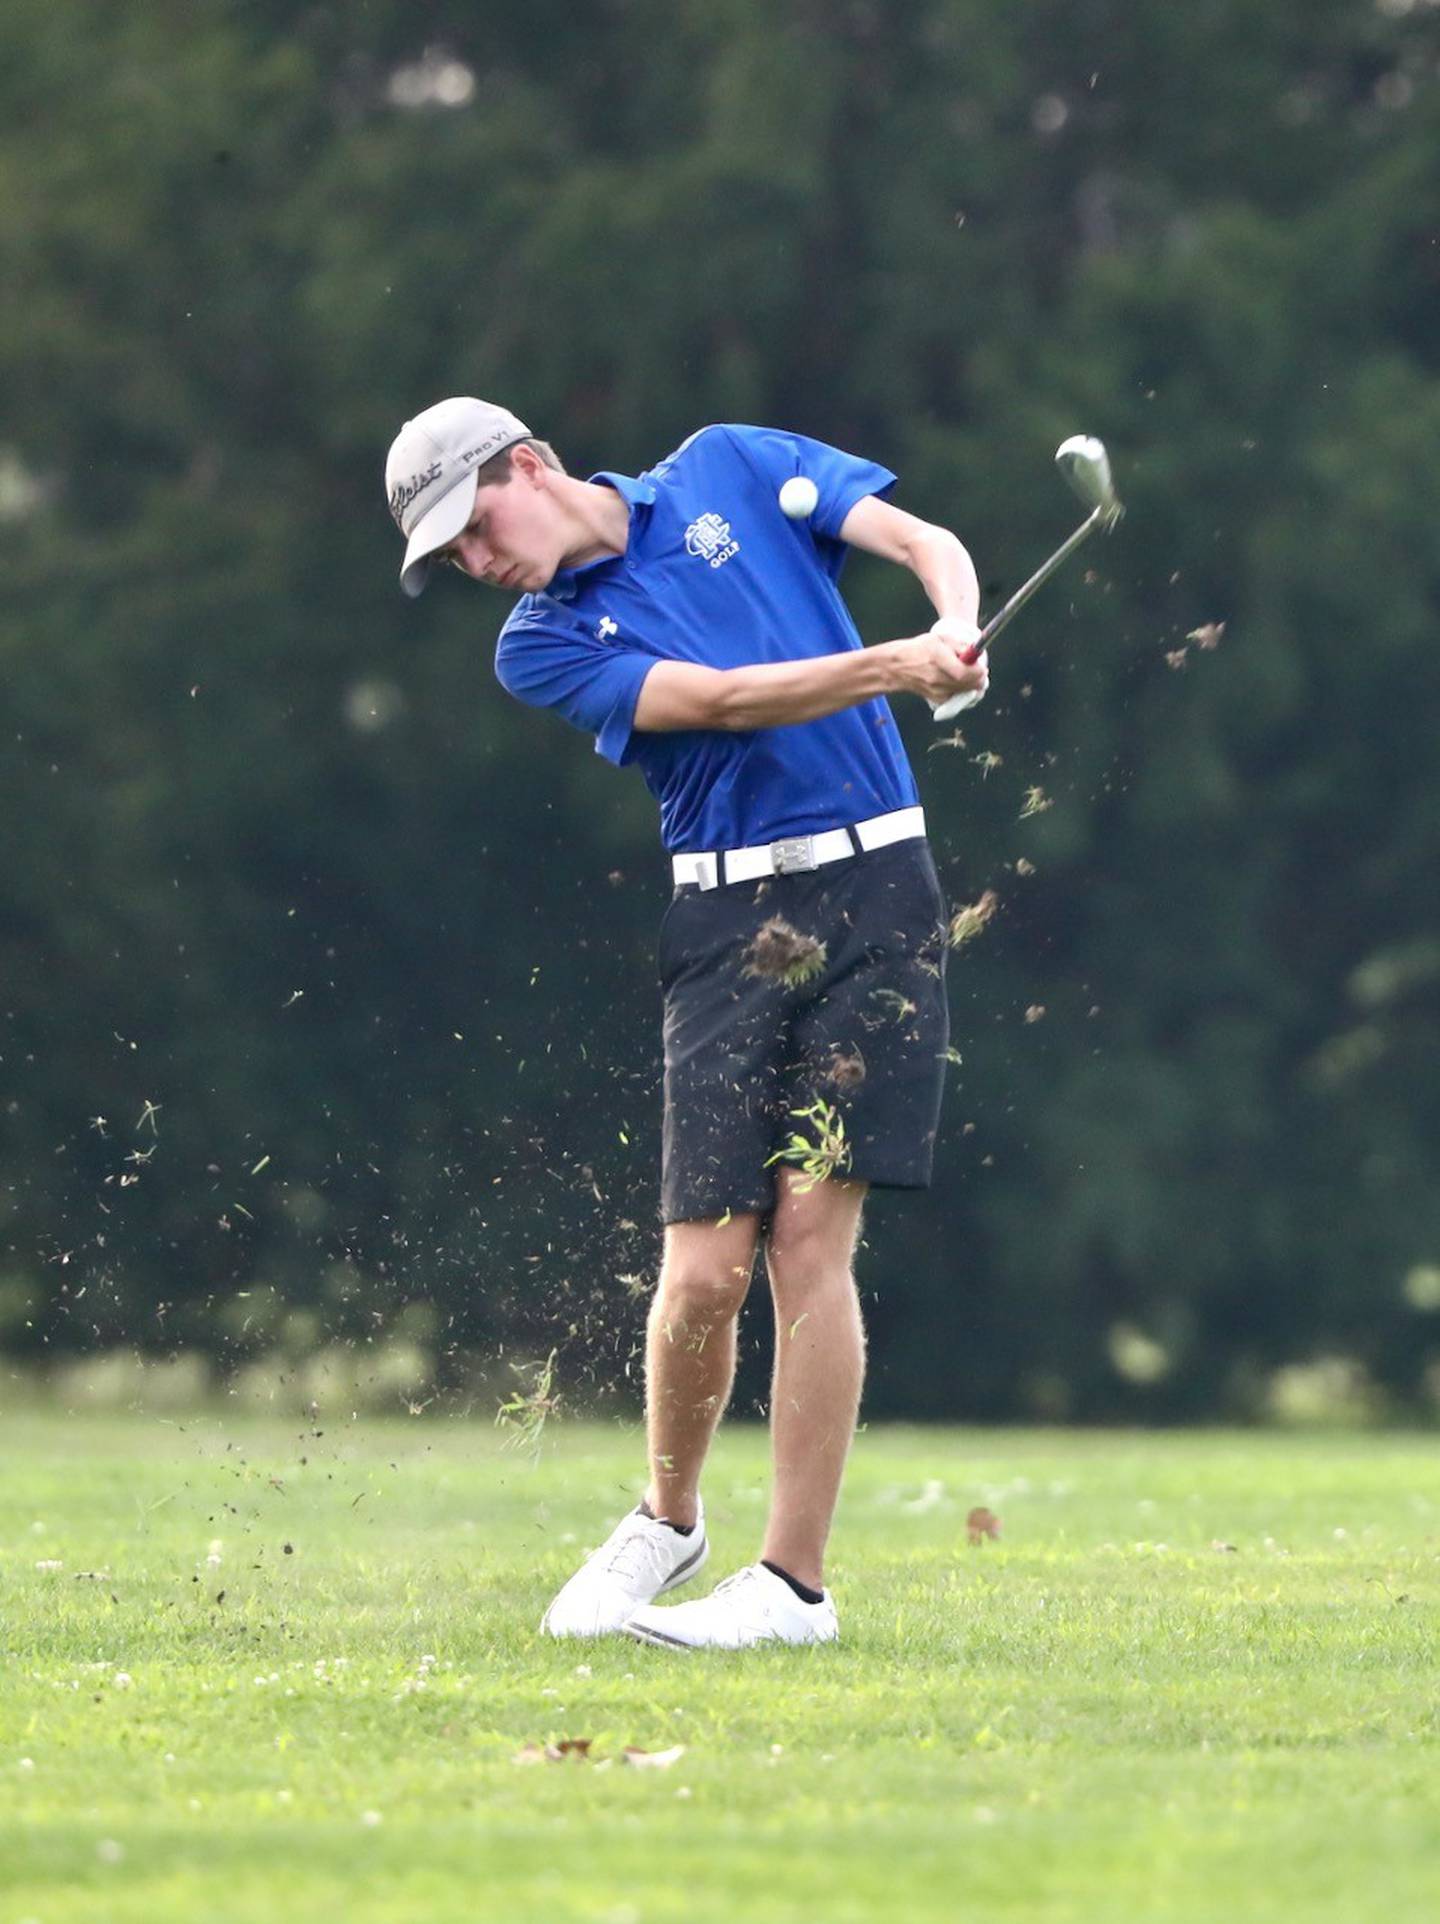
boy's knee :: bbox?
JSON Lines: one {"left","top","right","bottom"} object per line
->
{"left": 655, "top": 1253, "right": 753, "bottom": 1326}
{"left": 764, "top": 1229, "right": 858, "bottom": 1307}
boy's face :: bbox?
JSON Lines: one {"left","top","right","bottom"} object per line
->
{"left": 436, "top": 453, "right": 565, "bottom": 593}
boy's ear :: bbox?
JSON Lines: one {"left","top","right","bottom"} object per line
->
{"left": 513, "top": 443, "right": 548, "bottom": 485}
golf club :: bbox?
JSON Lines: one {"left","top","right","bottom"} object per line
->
{"left": 932, "top": 436, "right": 1124, "bottom": 722}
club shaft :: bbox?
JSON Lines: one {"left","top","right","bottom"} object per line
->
{"left": 964, "top": 506, "right": 1105, "bottom": 660}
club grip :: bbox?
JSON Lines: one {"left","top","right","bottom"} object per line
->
{"left": 960, "top": 642, "right": 984, "bottom": 665}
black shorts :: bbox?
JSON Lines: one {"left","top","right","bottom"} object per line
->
{"left": 658, "top": 838, "right": 950, "bottom": 1224}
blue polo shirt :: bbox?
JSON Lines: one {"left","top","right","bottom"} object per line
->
{"left": 494, "top": 423, "right": 919, "bottom": 853}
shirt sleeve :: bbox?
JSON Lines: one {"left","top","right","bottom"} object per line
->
{"left": 719, "top": 425, "right": 897, "bottom": 542}
{"left": 495, "top": 603, "right": 656, "bottom": 766}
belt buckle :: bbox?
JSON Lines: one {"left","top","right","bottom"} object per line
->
{"left": 771, "top": 834, "right": 818, "bottom": 875}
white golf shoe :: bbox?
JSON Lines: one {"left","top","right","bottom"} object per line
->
{"left": 540, "top": 1502, "right": 709, "bottom": 1638}
{"left": 624, "top": 1562, "right": 838, "bottom": 1650}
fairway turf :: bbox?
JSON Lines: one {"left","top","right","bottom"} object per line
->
{"left": 2, "top": 1413, "right": 1437, "bottom": 1922}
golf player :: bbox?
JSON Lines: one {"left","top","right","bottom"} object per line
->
{"left": 385, "top": 398, "right": 988, "bottom": 1649}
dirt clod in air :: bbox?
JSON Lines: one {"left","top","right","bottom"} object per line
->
{"left": 1187, "top": 621, "right": 1226, "bottom": 650}
{"left": 824, "top": 1047, "right": 867, "bottom": 1091}
{"left": 948, "top": 890, "right": 999, "bottom": 949}
{"left": 743, "top": 917, "right": 827, "bottom": 988}
{"left": 494, "top": 1350, "right": 560, "bottom": 1456}
{"left": 1024, "top": 1005, "right": 1046, "bottom": 1024}
{"left": 967, "top": 1506, "right": 1001, "bottom": 1545}
{"left": 1169, "top": 620, "right": 1225, "bottom": 672}
{"left": 868, "top": 989, "right": 917, "bottom": 1024}
{"left": 767, "top": 1099, "right": 851, "bottom": 1190}
{"left": 1018, "top": 787, "right": 1053, "bottom": 820}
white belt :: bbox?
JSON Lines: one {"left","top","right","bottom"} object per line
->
{"left": 671, "top": 805, "right": 926, "bottom": 891}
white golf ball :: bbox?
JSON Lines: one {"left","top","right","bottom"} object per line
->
{"left": 778, "top": 476, "right": 819, "bottom": 520}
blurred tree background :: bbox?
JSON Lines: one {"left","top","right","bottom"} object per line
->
{"left": 2, "top": 0, "right": 1438, "bottom": 1421}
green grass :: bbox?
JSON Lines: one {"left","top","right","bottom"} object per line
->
{"left": 2, "top": 1412, "right": 1438, "bottom": 1922}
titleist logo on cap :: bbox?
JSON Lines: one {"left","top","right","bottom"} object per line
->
{"left": 388, "top": 461, "right": 443, "bottom": 527}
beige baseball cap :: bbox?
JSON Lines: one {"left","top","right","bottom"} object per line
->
{"left": 385, "top": 396, "right": 532, "bottom": 597}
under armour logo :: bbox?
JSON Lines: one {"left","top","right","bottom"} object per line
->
{"left": 597, "top": 616, "right": 618, "bottom": 640}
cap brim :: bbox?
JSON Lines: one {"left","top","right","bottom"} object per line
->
{"left": 398, "top": 472, "right": 480, "bottom": 598}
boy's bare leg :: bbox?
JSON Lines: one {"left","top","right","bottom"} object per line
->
{"left": 760, "top": 1169, "right": 869, "bottom": 1591}
{"left": 644, "top": 1211, "right": 761, "bottom": 1527}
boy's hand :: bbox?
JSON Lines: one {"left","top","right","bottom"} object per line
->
{"left": 927, "top": 616, "right": 989, "bottom": 713}
{"left": 882, "top": 622, "right": 990, "bottom": 709}
{"left": 928, "top": 615, "right": 984, "bottom": 663}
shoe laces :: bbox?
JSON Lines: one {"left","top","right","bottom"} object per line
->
{"left": 603, "top": 1513, "right": 682, "bottom": 1586}
{"left": 710, "top": 1565, "right": 765, "bottom": 1602}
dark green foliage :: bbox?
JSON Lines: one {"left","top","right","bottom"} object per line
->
{"left": 2, "top": 0, "right": 1437, "bottom": 1417}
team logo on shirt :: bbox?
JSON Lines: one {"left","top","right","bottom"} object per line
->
{"left": 684, "top": 512, "right": 740, "bottom": 568}
{"left": 596, "top": 616, "right": 618, "bottom": 640}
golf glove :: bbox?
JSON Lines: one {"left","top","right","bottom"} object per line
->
{"left": 929, "top": 617, "right": 988, "bottom": 715}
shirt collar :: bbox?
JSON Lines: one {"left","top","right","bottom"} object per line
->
{"left": 590, "top": 470, "right": 657, "bottom": 508}
{"left": 546, "top": 470, "right": 655, "bottom": 601}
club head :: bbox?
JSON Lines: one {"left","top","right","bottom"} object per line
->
{"left": 1055, "top": 435, "right": 1123, "bottom": 527}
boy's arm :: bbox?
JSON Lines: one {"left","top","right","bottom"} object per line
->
{"left": 632, "top": 631, "right": 986, "bottom": 733}
{"left": 837, "top": 494, "right": 981, "bottom": 631}
{"left": 631, "top": 493, "right": 986, "bottom": 734}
